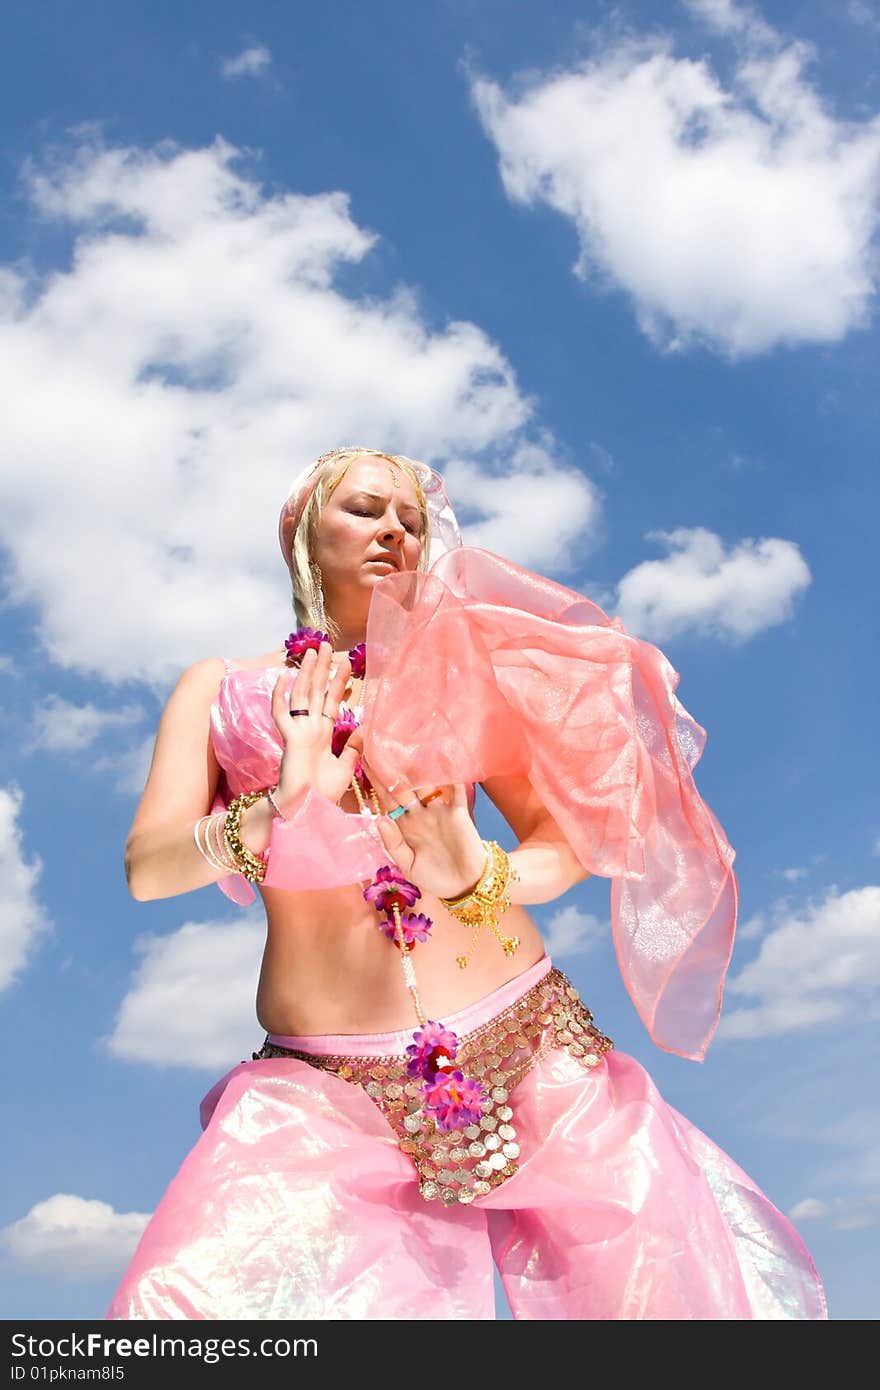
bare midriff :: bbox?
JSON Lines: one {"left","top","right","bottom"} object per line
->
{"left": 254, "top": 787, "right": 546, "bottom": 1037}
{"left": 220, "top": 650, "right": 546, "bottom": 1037}
{"left": 256, "top": 889, "right": 546, "bottom": 1037}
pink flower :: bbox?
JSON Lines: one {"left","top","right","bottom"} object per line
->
{"left": 285, "top": 627, "right": 328, "bottom": 663}
{"left": 332, "top": 706, "right": 360, "bottom": 757}
{"left": 377, "top": 912, "right": 433, "bottom": 951}
{"left": 421, "top": 1071, "right": 487, "bottom": 1132}
{"left": 363, "top": 865, "right": 421, "bottom": 913}
{"left": 348, "top": 643, "right": 366, "bottom": 679}
{"left": 405, "top": 1021, "right": 459, "bottom": 1080}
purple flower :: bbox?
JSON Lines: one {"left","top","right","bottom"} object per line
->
{"left": 331, "top": 706, "right": 360, "bottom": 757}
{"left": 377, "top": 912, "right": 433, "bottom": 951}
{"left": 348, "top": 642, "right": 366, "bottom": 680}
{"left": 404, "top": 1020, "right": 458, "bottom": 1080}
{"left": 363, "top": 865, "right": 421, "bottom": 913}
{"left": 284, "top": 627, "right": 328, "bottom": 663}
{"left": 421, "top": 1071, "right": 487, "bottom": 1132}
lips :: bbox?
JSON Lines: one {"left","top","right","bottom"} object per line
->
{"left": 369, "top": 553, "right": 400, "bottom": 570}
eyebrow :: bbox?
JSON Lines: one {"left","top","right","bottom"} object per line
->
{"left": 348, "top": 489, "right": 421, "bottom": 515}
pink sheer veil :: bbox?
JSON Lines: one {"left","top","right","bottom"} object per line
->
{"left": 217, "top": 449, "right": 739, "bottom": 1061}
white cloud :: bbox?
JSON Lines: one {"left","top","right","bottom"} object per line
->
{"left": 614, "top": 526, "right": 811, "bottom": 641}
{"left": 0, "top": 786, "right": 50, "bottom": 993}
{"left": 539, "top": 903, "right": 606, "bottom": 958}
{"left": 787, "top": 1193, "right": 880, "bottom": 1232}
{"left": 105, "top": 915, "right": 265, "bottom": 1069}
{"left": 776, "top": 866, "right": 808, "bottom": 883}
{"left": 28, "top": 695, "right": 144, "bottom": 753}
{"left": 0, "top": 1194, "right": 149, "bottom": 1281}
{"left": 221, "top": 44, "right": 272, "bottom": 80}
{"left": 717, "top": 884, "right": 880, "bottom": 1040}
{"left": 472, "top": 8, "right": 880, "bottom": 356}
{"left": 736, "top": 910, "right": 764, "bottom": 940}
{"left": 0, "top": 138, "right": 558, "bottom": 688}
{"left": 847, "top": 1, "right": 880, "bottom": 35}
{"left": 93, "top": 733, "right": 156, "bottom": 798}
{"left": 787, "top": 1196, "right": 829, "bottom": 1221}
{"left": 683, "top": 0, "right": 774, "bottom": 41}
{"left": 444, "top": 442, "right": 600, "bottom": 572}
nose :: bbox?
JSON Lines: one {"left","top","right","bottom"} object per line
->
{"left": 380, "top": 518, "right": 405, "bottom": 546}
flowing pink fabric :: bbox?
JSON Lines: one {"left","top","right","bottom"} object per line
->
{"left": 106, "top": 974, "right": 825, "bottom": 1321}
{"left": 209, "top": 548, "right": 738, "bottom": 1060}
{"left": 363, "top": 548, "right": 738, "bottom": 1061}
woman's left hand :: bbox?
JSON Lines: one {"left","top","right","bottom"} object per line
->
{"left": 360, "top": 759, "right": 487, "bottom": 900}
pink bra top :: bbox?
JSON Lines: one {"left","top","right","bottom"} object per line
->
{"left": 210, "top": 660, "right": 290, "bottom": 802}
{"left": 210, "top": 658, "right": 477, "bottom": 813}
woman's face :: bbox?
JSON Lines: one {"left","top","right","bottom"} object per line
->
{"left": 310, "top": 455, "right": 424, "bottom": 612}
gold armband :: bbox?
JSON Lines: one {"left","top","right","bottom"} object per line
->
{"left": 223, "top": 789, "right": 269, "bottom": 884}
{"left": 440, "top": 839, "right": 520, "bottom": 967}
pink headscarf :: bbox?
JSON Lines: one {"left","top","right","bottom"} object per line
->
{"left": 278, "top": 447, "right": 462, "bottom": 573}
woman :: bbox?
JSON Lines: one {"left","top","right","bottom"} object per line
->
{"left": 108, "top": 447, "right": 826, "bottom": 1320}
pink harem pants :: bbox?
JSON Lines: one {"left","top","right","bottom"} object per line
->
{"left": 107, "top": 957, "right": 827, "bottom": 1320}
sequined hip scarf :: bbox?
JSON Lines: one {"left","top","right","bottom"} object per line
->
{"left": 254, "top": 965, "right": 613, "bottom": 1207}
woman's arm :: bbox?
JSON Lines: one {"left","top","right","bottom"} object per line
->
{"left": 362, "top": 764, "right": 593, "bottom": 907}
{"left": 125, "top": 643, "right": 364, "bottom": 902}
{"left": 479, "top": 770, "right": 592, "bottom": 905}
{"left": 124, "top": 659, "right": 276, "bottom": 902}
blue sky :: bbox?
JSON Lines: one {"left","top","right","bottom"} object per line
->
{"left": 1, "top": 0, "right": 878, "bottom": 1321}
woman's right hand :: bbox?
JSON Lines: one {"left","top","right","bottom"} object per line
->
{"left": 270, "top": 640, "right": 364, "bottom": 811}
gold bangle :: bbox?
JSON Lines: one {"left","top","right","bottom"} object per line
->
{"left": 223, "top": 790, "right": 270, "bottom": 883}
{"left": 441, "top": 840, "right": 521, "bottom": 966}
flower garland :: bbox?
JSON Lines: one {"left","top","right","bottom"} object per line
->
{"left": 284, "top": 627, "right": 487, "bottom": 1132}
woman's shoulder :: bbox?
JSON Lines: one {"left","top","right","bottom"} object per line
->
{"left": 178, "top": 648, "right": 287, "bottom": 684}
{"left": 217, "top": 647, "right": 288, "bottom": 673}
{"left": 162, "top": 650, "right": 285, "bottom": 716}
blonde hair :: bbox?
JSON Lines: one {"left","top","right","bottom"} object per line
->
{"left": 289, "top": 450, "right": 431, "bottom": 645}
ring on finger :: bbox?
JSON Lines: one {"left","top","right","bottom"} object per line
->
{"left": 420, "top": 789, "right": 443, "bottom": 806}
{"left": 289, "top": 708, "right": 310, "bottom": 718}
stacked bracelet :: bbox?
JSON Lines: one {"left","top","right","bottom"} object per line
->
{"left": 193, "top": 813, "right": 240, "bottom": 875}
{"left": 194, "top": 789, "right": 284, "bottom": 886}
{"left": 440, "top": 839, "right": 520, "bottom": 968}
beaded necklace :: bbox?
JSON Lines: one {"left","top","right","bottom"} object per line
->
{"left": 283, "top": 627, "right": 514, "bottom": 1133}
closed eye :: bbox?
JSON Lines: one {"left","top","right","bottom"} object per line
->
{"left": 350, "top": 508, "right": 419, "bottom": 535}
